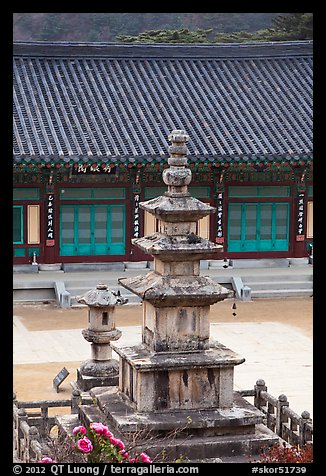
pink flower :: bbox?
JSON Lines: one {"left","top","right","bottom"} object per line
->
{"left": 110, "top": 436, "right": 125, "bottom": 450}
{"left": 119, "top": 450, "right": 129, "bottom": 460}
{"left": 72, "top": 425, "right": 87, "bottom": 436}
{"left": 139, "top": 452, "right": 152, "bottom": 463}
{"left": 90, "top": 422, "right": 112, "bottom": 437}
{"left": 77, "top": 437, "right": 93, "bottom": 454}
{"left": 39, "top": 457, "right": 54, "bottom": 463}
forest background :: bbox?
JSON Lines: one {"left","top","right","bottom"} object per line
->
{"left": 13, "top": 13, "right": 313, "bottom": 43}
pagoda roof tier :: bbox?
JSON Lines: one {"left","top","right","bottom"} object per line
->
{"left": 132, "top": 232, "right": 222, "bottom": 259}
{"left": 139, "top": 194, "right": 216, "bottom": 221}
{"left": 118, "top": 272, "right": 233, "bottom": 307}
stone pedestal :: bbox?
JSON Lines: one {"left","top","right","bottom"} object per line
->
{"left": 76, "top": 363, "right": 119, "bottom": 392}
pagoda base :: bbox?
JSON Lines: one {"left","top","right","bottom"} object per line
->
{"left": 89, "top": 386, "right": 262, "bottom": 435}
{"left": 111, "top": 340, "right": 245, "bottom": 412}
{"left": 56, "top": 409, "right": 278, "bottom": 462}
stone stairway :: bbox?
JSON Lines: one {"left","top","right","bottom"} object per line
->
{"left": 207, "top": 259, "right": 313, "bottom": 300}
{"left": 65, "top": 280, "right": 142, "bottom": 306}
{"left": 65, "top": 263, "right": 313, "bottom": 305}
{"left": 61, "top": 265, "right": 148, "bottom": 306}
{"left": 241, "top": 272, "right": 313, "bottom": 298}
{"left": 13, "top": 259, "right": 313, "bottom": 306}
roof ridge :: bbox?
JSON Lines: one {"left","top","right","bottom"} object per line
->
{"left": 13, "top": 40, "right": 313, "bottom": 59}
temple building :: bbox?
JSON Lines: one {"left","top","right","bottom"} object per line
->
{"left": 13, "top": 41, "right": 313, "bottom": 267}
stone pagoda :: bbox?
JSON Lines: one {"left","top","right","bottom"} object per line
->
{"left": 83, "top": 130, "right": 278, "bottom": 460}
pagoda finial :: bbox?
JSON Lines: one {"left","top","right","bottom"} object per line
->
{"left": 163, "top": 129, "right": 191, "bottom": 195}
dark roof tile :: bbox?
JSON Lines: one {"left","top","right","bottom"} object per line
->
{"left": 13, "top": 42, "right": 312, "bottom": 163}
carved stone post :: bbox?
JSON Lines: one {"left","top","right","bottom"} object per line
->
{"left": 71, "top": 388, "right": 81, "bottom": 414}
{"left": 17, "top": 408, "right": 28, "bottom": 460}
{"left": 299, "top": 410, "right": 312, "bottom": 446}
{"left": 29, "top": 426, "right": 41, "bottom": 462}
{"left": 276, "top": 394, "right": 289, "bottom": 437}
{"left": 254, "top": 379, "right": 267, "bottom": 409}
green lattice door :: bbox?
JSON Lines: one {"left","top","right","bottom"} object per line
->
{"left": 228, "top": 202, "right": 289, "bottom": 252}
{"left": 60, "top": 204, "right": 125, "bottom": 256}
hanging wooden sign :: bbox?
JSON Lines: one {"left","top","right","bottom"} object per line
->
{"left": 296, "top": 192, "right": 305, "bottom": 241}
{"left": 215, "top": 190, "right": 224, "bottom": 244}
{"left": 133, "top": 192, "right": 140, "bottom": 238}
{"left": 73, "top": 164, "right": 117, "bottom": 174}
{"left": 46, "top": 193, "right": 55, "bottom": 246}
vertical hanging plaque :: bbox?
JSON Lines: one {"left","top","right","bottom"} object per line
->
{"left": 296, "top": 192, "right": 305, "bottom": 241}
{"left": 46, "top": 193, "right": 55, "bottom": 246}
{"left": 132, "top": 184, "right": 141, "bottom": 239}
{"left": 215, "top": 187, "right": 224, "bottom": 244}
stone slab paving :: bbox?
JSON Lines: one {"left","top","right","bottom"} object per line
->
{"left": 13, "top": 317, "right": 313, "bottom": 418}
{"left": 210, "top": 322, "right": 313, "bottom": 417}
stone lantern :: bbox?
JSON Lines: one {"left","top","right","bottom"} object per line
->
{"left": 76, "top": 283, "right": 127, "bottom": 391}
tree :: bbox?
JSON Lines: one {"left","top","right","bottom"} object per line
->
{"left": 116, "top": 28, "right": 214, "bottom": 44}
{"left": 214, "top": 13, "right": 313, "bottom": 43}
{"left": 116, "top": 13, "right": 312, "bottom": 45}
{"left": 271, "top": 13, "right": 313, "bottom": 39}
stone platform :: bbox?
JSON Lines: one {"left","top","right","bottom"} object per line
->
{"left": 88, "top": 387, "right": 264, "bottom": 434}
{"left": 54, "top": 388, "right": 279, "bottom": 461}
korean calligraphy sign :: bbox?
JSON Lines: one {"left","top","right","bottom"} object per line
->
{"left": 133, "top": 192, "right": 140, "bottom": 239}
{"left": 215, "top": 189, "right": 224, "bottom": 244}
{"left": 73, "top": 164, "right": 117, "bottom": 174}
{"left": 46, "top": 193, "right": 55, "bottom": 246}
{"left": 296, "top": 192, "right": 305, "bottom": 241}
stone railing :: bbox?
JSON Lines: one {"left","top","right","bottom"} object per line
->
{"left": 13, "top": 390, "right": 82, "bottom": 462}
{"left": 239, "top": 379, "right": 313, "bottom": 447}
{"left": 13, "top": 401, "right": 45, "bottom": 462}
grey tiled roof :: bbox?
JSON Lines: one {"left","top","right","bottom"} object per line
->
{"left": 13, "top": 41, "right": 313, "bottom": 164}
